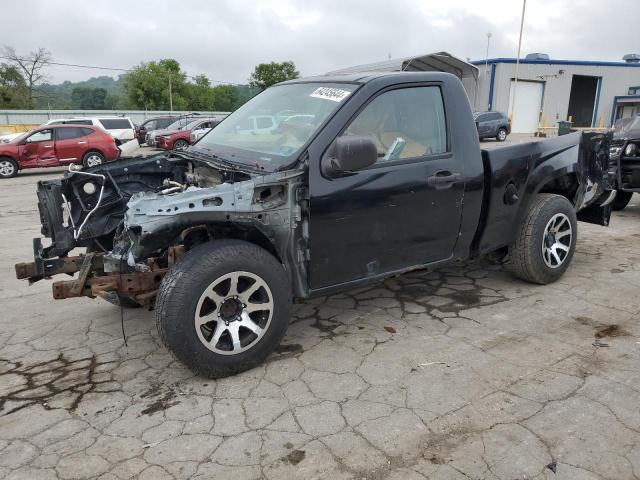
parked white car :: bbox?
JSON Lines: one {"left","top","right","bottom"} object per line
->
{"left": 45, "top": 117, "right": 135, "bottom": 144}
{"left": 0, "top": 132, "right": 22, "bottom": 143}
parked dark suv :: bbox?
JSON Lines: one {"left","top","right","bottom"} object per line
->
{"left": 135, "top": 116, "right": 179, "bottom": 145}
{"left": 474, "top": 111, "right": 511, "bottom": 142}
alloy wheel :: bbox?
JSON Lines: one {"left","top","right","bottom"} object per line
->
{"left": 0, "top": 160, "right": 15, "bottom": 177}
{"left": 85, "top": 155, "right": 103, "bottom": 167}
{"left": 542, "top": 213, "right": 572, "bottom": 268}
{"left": 194, "top": 271, "right": 273, "bottom": 355}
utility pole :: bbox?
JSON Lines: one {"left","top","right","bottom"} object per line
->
{"left": 168, "top": 74, "right": 173, "bottom": 112}
{"left": 509, "top": 0, "right": 527, "bottom": 125}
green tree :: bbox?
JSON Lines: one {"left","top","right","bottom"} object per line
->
{"left": 71, "top": 87, "right": 109, "bottom": 109}
{"left": 248, "top": 61, "right": 299, "bottom": 90}
{"left": 0, "top": 63, "right": 33, "bottom": 108}
{"left": 186, "top": 74, "right": 215, "bottom": 110}
{"left": 210, "top": 85, "right": 238, "bottom": 111}
{"left": 122, "top": 59, "right": 188, "bottom": 110}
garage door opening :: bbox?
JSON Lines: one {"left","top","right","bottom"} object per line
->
{"left": 567, "top": 75, "right": 599, "bottom": 127}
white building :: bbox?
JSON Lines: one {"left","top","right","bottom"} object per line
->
{"left": 464, "top": 53, "right": 640, "bottom": 133}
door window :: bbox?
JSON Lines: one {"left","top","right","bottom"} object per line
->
{"left": 144, "top": 120, "right": 157, "bottom": 130}
{"left": 341, "top": 86, "right": 447, "bottom": 163}
{"left": 56, "top": 127, "right": 85, "bottom": 140}
{"left": 26, "top": 129, "right": 53, "bottom": 143}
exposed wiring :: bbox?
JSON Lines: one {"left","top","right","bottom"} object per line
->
{"left": 67, "top": 165, "right": 106, "bottom": 240}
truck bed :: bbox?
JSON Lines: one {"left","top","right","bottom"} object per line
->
{"left": 473, "top": 132, "right": 613, "bottom": 255}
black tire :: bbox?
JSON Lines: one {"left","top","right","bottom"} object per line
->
{"left": 508, "top": 193, "right": 577, "bottom": 284}
{"left": 0, "top": 157, "right": 18, "bottom": 178}
{"left": 156, "top": 239, "right": 292, "bottom": 378}
{"left": 612, "top": 191, "right": 633, "bottom": 211}
{"left": 496, "top": 128, "right": 508, "bottom": 142}
{"left": 82, "top": 151, "right": 105, "bottom": 168}
{"left": 173, "top": 139, "right": 189, "bottom": 150}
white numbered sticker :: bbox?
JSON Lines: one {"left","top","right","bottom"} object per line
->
{"left": 309, "top": 87, "right": 351, "bottom": 102}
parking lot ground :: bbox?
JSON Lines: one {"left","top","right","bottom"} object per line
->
{"left": 1, "top": 167, "right": 639, "bottom": 480}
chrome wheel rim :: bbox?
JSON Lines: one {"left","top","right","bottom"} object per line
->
{"left": 86, "top": 155, "right": 102, "bottom": 167}
{"left": 498, "top": 130, "right": 507, "bottom": 140}
{"left": 174, "top": 140, "right": 188, "bottom": 150}
{"left": 0, "top": 160, "right": 15, "bottom": 177}
{"left": 542, "top": 213, "right": 572, "bottom": 268}
{"left": 194, "top": 271, "right": 273, "bottom": 355}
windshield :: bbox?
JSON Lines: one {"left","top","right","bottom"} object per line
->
{"left": 614, "top": 116, "right": 640, "bottom": 135}
{"left": 194, "top": 82, "right": 358, "bottom": 170}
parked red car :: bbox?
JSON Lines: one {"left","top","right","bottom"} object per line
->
{"left": 134, "top": 116, "right": 178, "bottom": 145}
{"left": 157, "top": 118, "right": 220, "bottom": 151}
{"left": 0, "top": 125, "right": 120, "bottom": 178}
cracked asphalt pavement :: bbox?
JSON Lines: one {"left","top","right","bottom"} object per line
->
{"left": 1, "top": 167, "right": 640, "bottom": 480}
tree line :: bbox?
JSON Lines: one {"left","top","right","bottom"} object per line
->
{"left": 0, "top": 46, "right": 299, "bottom": 112}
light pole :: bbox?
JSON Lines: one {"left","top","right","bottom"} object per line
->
{"left": 168, "top": 74, "right": 173, "bottom": 112}
{"left": 485, "top": 32, "right": 492, "bottom": 80}
{"left": 509, "top": 0, "right": 527, "bottom": 126}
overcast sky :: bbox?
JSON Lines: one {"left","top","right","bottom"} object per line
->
{"left": 5, "top": 0, "right": 639, "bottom": 85}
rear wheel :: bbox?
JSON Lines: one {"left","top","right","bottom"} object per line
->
{"left": 508, "top": 194, "right": 577, "bottom": 284}
{"left": 156, "top": 240, "right": 292, "bottom": 378}
{"left": 496, "top": 128, "right": 508, "bottom": 142}
{"left": 612, "top": 191, "right": 633, "bottom": 211}
{"left": 0, "top": 158, "right": 18, "bottom": 178}
{"left": 173, "top": 139, "right": 189, "bottom": 150}
{"left": 82, "top": 151, "right": 105, "bottom": 168}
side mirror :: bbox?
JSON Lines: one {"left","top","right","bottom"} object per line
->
{"left": 322, "top": 136, "right": 378, "bottom": 176}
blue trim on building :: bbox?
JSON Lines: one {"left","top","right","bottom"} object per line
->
{"left": 487, "top": 63, "right": 496, "bottom": 111}
{"left": 471, "top": 58, "right": 640, "bottom": 68}
{"left": 592, "top": 77, "right": 602, "bottom": 127}
{"left": 610, "top": 95, "right": 640, "bottom": 125}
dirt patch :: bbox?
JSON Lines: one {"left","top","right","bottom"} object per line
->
{"left": 573, "top": 317, "right": 630, "bottom": 339}
{"left": 595, "top": 324, "right": 630, "bottom": 338}
{"left": 0, "top": 353, "right": 120, "bottom": 416}
{"left": 611, "top": 268, "right": 625, "bottom": 274}
{"left": 139, "top": 382, "right": 179, "bottom": 416}
{"left": 284, "top": 449, "right": 305, "bottom": 465}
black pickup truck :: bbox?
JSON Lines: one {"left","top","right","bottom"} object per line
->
{"left": 609, "top": 115, "right": 639, "bottom": 210}
{"left": 15, "top": 72, "right": 617, "bottom": 378}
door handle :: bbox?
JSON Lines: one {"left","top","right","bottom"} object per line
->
{"left": 77, "top": 141, "right": 87, "bottom": 144}
{"left": 44, "top": 145, "right": 52, "bottom": 148}
{"left": 427, "top": 171, "right": 461, "bottom": 189}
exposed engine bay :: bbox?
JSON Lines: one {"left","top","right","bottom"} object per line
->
{"left": 16, "top": 152, "right": 309, "bottom": 306}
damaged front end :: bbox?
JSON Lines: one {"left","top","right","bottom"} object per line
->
{"left": 15, "top": 153, "right": 309, "bottom": 307}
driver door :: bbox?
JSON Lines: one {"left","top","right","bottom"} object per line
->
{"left": 19, "top": 129, "right": 55, "bottom": 168}
{"left": 309, "top": 85, "right": 464, "bottom": 291}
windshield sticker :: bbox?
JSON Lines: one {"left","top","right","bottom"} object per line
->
{"left": 310, "top": 87, "right": 351, "bottom": 102}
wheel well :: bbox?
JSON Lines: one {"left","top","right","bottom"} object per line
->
{"left": 538, "top": 173, "right": 579, "bottom": 203}
{"left": 0, "top": 155, "right": 18, "bottom": 168}
{"left": 83, "top": 149, "right": 104, "bottom": 159}
{"left": 181, "top": 224, "right": 282, "bottom": 263}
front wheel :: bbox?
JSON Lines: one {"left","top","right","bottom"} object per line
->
{"left": 612, "top": 191, "right": 633, "bottom": 211}
{"left": 508, "top": 194, "right": 577, "bottom": 284}
{"left": 0, "top": 158, "right": 18, "bottom": 178}
{"left": 155, "top": 240, "right": 292, "bottom": 378}
{"left": 173, "top": 139, "right": 189, "bottom": 150}
{"left": 496, "top": 128, "right": 508, "bottom": 142}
